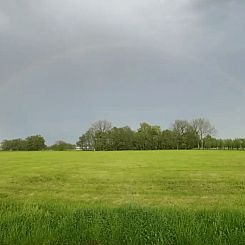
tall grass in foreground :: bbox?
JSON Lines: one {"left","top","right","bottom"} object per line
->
{"left": 0, "top": 201, "right": 244, "bottom": 245}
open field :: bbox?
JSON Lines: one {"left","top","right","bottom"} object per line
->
{"left": 1, "top": 150, "right": 245, "bottom": 208}
{"left": 0, "top": 150, "right": 245, "bottom": 244}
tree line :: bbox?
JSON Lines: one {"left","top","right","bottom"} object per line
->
{"left": 1, "top": 118, "right": 245, "bottom": 151}
{"left": 77, "top": 119, "right": 245, "bottom": 151}
{"left": 0, "top": 137, "right": 75, "bottom": 151}
{"left": 0, "top": 135, "right": 46, "bottom": 151}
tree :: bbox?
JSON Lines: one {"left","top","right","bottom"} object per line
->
{"left": 172, "top": 120, "right": 190, "bottom": 149}
{"left": 160, "top": 130, "right": 175, "bottom": 149}
{"left": 191, "top": 118, "right": 216, "bottom": 149}
{"left": 183, "top": 129, "right": 199, "bottom": 149}
{"left": 77, "top": 129, "right": 95, "bottom": 150}
{"left": 50, "top": 141, "right": 74, "bottom": 151}
{"left": 223, "top": 139, "right": 233, "bottom": 150}
{"left": 233, "top": 139, "right": 241, "bottom": 150}
{"left": 135, "top": 122, "right": 161, "bottom": 150}
{"left": 217, "top": 139, "right": 224, "bottom": 150}
{"left": 241, "top": 139, "right": 245, "bottom": 150}
{"left": 93, "top": 131, "right": 111, "bottom": 151}
{"left": 74, "top": 118, "right": 243, "bottom": 152}
{"left": 25, "top": 135, "right": 46, "bottom": 151}
{"left": 1, "top": 139, "right": 27, "bottom": 151}
{"left": 109, "top": 126, "right": 135, "bottom": 150}
{"left": 203, "top": 135, "right": 217, "bottom": 149}
{"left": 1, "top": 135, "right": 46, "bottom": 151}
{"left": 77, "top": 120, "right": 112, "bottom": 151}
{"left": 91, "top": 120, "right": 112, "bottom": 134}
{"left": 171, "top": 120, "right": 200, "bottom": 149}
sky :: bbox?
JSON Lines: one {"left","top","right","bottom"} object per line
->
{"left": 0, "top": 0, "right": 245, "bottom": 144}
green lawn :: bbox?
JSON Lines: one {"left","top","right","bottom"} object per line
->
{"left": 0, "top": 150, "right": 245, "bottom": 244}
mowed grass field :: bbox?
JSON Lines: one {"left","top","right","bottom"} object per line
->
{"left": 0, "top": 150, "right": 245, "bottom": 244}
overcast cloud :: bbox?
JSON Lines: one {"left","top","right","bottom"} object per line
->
{"left": 0, "top": 0, "right": 245, "bottom": 144}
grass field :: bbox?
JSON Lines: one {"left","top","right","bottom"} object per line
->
{"left": 0, "top": 150, "right": 245, "bottom": 244}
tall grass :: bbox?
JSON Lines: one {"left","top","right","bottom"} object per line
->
{"left": 1, "top": 201, "right": 245, "bottom": 245}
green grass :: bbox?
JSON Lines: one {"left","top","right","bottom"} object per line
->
{"left": 1, "top": 202, "right": 245, "bottom": 245}
{"left": 0, "top": 150, "right": 245, "bottom": 244}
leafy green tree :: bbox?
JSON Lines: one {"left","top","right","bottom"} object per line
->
{"left": 241, "top": 139, "right": 245, "bottom": 150}
{"left": 224, "top": 139, "right": 234, "bottom": 150}
{"left": 1, "top": 135, "right": 46, "bottom": 151}
{"left": 216, "top": 139, "right": 224, "bottom": 150}
{"left": 77, "top": 129, "right": 95, "bottom": 150}
{"left": 172, "top": 120, "right": 199, "bottom": 149}
{"left": 160, "top": 130, "right": 175, "bottom": 149}
{"left": 135, "top": 122, "right": 161, "bottom": 150}
{"left": 93, "top": 131, "right": 111, "bottom": 151}
{"left": 109, "top": 126, "right": 135, "bottom": 150}
{"left": 183, "top": 128, "right": 199, "bottom": 149}
{"left": 203, "top": 135, "right": 218, "bottom": 149}
{"left": 233, "top": 139, "right": 241, "bottom": 150}
{"left": 50, "top": 141, "right": 74, "bottom": 151}
{"left": 1, "top": 139, "right": 27, "bottom": 151}
{"left": 77, "top": 120, "right": 112, "bottom": 151}
{"left": 25, "top": 135, "right": 46, "bottom": 151}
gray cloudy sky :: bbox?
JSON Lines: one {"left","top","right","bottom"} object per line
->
{"left": 0, "top": 0, "right": 245, "bottom": 144}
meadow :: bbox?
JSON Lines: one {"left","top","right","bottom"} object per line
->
{"left": 0, "top": 150, "right": 245, "bottom": 244}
